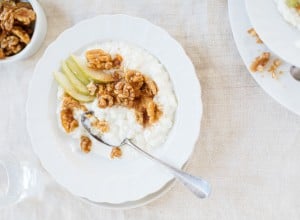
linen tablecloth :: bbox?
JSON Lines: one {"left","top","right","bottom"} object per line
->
{"left": 1, "top": 0, "right": 300, "bottom": 219}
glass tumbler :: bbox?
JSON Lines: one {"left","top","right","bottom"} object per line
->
{"left": 0, "top": 151, "right": 43, "bottom": 208}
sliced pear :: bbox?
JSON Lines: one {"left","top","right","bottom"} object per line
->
{"left": 286, "top": 0, "right": 300, "bottom": 7}
{"left": 61, "top": 62, "right": 90, "bottom": 95}
{"left": 66, "top": 57, "right": 90, "bottom": 85}
{"left": 53, "top": 71, "right": 94, "bottom": 102}
{"left": 70, "top": 55, "right": 115, "bottom": 83}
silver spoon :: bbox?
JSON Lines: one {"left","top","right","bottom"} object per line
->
{"left": 290, "top": 66, "right": 300, "bottom": 81}
{"left": 81, "top": 111, "right": 211, "bottom": 199}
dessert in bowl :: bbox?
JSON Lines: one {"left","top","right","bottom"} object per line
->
{"left": 275, "top": 0, "right": 300, "bottom": 29}
{"left": 55, "top": 41, "right": 177, "bottom": 159}
{"left": 26, "top": 15, "right": 202, "bottom": 205}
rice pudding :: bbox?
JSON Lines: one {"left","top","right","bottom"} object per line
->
{"left": 55, "top": 42, "right": 177, "bottom": 159}
{"left": 275, "top": 0, "right": 300, "bottom": 30}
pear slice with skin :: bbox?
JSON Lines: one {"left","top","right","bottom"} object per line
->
{"left": 66, "top": 57, "right": 90, "bottom": 85}
{"left": 286, "top": 0, "right": 300, "bottom": 7}
{"left": 53, "top": 71, "right": 94, "bottom": 103}
{"left": 70, "top": 55, "right": 115, "bottom": 83}
{"left": 61, "top": 61, "right": 90, "bottom": 95}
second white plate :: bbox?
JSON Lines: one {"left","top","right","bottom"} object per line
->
{"left": 245, "top": 0, "right": 300, "bottom": 67}
{"left": 229, "top": 0, "right": 300, "bottom": 116}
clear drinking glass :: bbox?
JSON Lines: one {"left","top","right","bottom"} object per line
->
{"left": 0, "top": 151, "right": 43, "bottom": 208}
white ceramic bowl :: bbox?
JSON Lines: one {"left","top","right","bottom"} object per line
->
{"left": 0, "top": 0, "right": 47, "bottom": 63}
{"left": 27, "top": 15, "right": 202, "bottom": 205}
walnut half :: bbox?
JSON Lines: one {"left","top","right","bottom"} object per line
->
{"left": 60, "top": 108, "right": 78, "bottom": 133}
{"left": 0, "top": 35, "right": 23, "bottom": 56}
{"left": 13, "top": 7, "right": 36, "bottom": 26}
{"left": 86, "top": 49, "right": 123, "bottom": 70}
{"left": 80, "top": 136, "right": 92, "bottom": 153}
{"left": 110, "top": 147, "right": 122, "bottom": 159}
{"left": 92, "top": 119, "right": 109, "bottom": 133}
{"left": 11, "top": 26, "right": 30, "bottom": 44}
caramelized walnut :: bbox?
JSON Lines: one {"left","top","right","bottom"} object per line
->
{"left": 247, "top": 28, "right": 263, "bottom": 44}
{"left": 250, "top": 52, "right": 270, "bottom": 72}
{"left": 93, "top": 62, "right": 161, "bottom": 126}
{"left": 60, "top": 108, "right": 78, "bottom": 133}
{"left": 112, "top": 54, "right": 123, "bottom": 68}
{"left": 85, "top": 49, "right": 163, "bottom": 127}
{"left": 112, "top": 71, "right": 122, "bottom": 81}
{"left": 97, "top": 83, "right": 116, "bottom": 108}
{"left": 86, "top": 49, "right": 112, "bottom": 70}
{"left": 143, "top": 78, "right": 158, "bottom": 97}
{"left": 98, "top": 83, "right": 114, "bottom": 96}
{"left": 0, "top": 48, "right": 5, "bottom": 59}
{"left": 86, "top": 82, "right": 98, "bottom": 96}
{"left": 125, "top": 70, "right": 144, "bottom": 83}
{"left": 0, "top": 30, "right": 6, "bottom": 42}
{"left": 110, "top": 147, "right": 122, "bottom": 159}
{"left": 268, "top": 59, "right": 282, "bottom": 79}
{"left": 0, "top": 7, "right": 13, "bottom": 31}
{"left": 114, "top": 80, "right": 136, "bottom": 107}
{"left": 80, "top": 136, "right": 92, "bottom": 153}
{"left": 15, "top": 2, "right": 33, "bottom": 10}
{"left": 114, "top": 81, "right": 135, "bottom": 101}
{"left": 135, "top": 98, "right": 162, "bottom": 126}
{"left": 92, "top": 120, "right": 109, "bottom": 133}
{"left": 146, "top": 101, "right": 161, "bottom": 124}
{"left": 62, "top": 94, "right": 87, "bottom": 111}
{"left": 125, "top": 70, "right": 144, "bottom": 93}
{"left": 86, "top": 49, "right": 123, "bottom": 70}
{"left": 0, "top": 35, "right": 22, "bottom": 55}
{"left": 135, "top": 110, "right": 145, "bottom": 125}
{"left": 60, "top": 94, "right": 87, "bottom": 133}
{"left": 11, "top": 26, "right": 30, "bottom": 44}
{"left": 13, "top": 7, "right": 36, "bottom": 26}
{"left": 98, "top": 94, "right": 114, "bottom": 108}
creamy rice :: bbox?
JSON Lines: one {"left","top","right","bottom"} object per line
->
{"left": 57, "top": 42, "right": 177, "bottom": 159}
{"left": 275, "top": 0, "right": 300, "bottom": 30}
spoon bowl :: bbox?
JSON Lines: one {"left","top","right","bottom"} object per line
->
{"left": 290, "top": 66, "right": 300, "bottom": 81}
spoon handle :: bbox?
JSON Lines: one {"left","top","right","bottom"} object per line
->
{"left": 122, "top": 139, "right": 211, "bottom": 199}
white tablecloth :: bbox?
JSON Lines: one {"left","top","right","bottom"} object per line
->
{"left": 1, "top": 0, "right": 300, "bottom": 219}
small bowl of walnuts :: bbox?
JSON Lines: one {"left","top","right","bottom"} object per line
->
{"left": 0, "top": 0, "right": 47, "bottom": 62}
